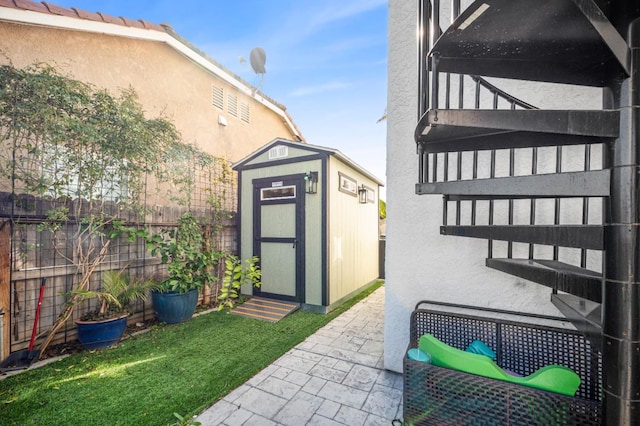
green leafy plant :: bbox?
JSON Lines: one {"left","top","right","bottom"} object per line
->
{"left": 0, "top": 62, "right": 181, "bottom": 354}
{"left": 67, "top": 270, "right": 160, "bottom": 321}
{"left": 147, "top": 212, "right": 222, "bottom": 294}
{"left": 1, "top": 61, "right": 234, "bottom": 355}
{"left": 171, "top": 412, "right": 202, "bottom": 426}
{"left": 218, "top": 255, "right": 261, "bottom": 310}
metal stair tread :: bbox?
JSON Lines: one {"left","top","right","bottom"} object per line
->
{"left": 440, "top": 225, "right": 603, "bottom": 250}
{"left": 416, "top": 170, "right": 610, "bottom": 199}
{"left": 551, "top": 293, "right": 602, "bottom": 351}
{"left": 416, "top": 109, "right": 619, "bottom": 146}
{"left": 487, "top": 258, "right": 602, "bottom": 303}
{"left": 430, "top": 0, "right": 629, "bottom": 86}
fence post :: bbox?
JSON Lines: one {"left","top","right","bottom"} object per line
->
{"left": 0, "top": 221, "right": 9, "bottom": 359}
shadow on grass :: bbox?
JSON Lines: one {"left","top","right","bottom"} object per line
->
{"left": 0, "top": 281, "right": 384, "bottom": 426}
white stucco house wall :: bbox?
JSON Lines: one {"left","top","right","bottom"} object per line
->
{"left": 384, "top": 0, "right": 602, "bottom": 373}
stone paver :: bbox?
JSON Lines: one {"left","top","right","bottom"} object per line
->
{"left": 195, "top": 286, "right": 403, "bottom": 425}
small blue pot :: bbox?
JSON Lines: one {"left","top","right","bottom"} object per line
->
{"left": 75, "top": 315, "right": 128, "bottom": 350}
{"left": 152, "top": 288, "right": 199, "bottom": 324}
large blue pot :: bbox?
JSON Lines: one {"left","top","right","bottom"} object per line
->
{"left": 75, "top": 315, "right": 128, "bottom": 350}
{"left": 152, "top": 289, "right": 199, "bottom": 324}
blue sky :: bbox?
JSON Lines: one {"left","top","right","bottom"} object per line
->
{"left": 52, "top": 1, "right": 388, "bottom": 189}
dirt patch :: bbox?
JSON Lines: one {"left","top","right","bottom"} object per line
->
{"left": 39, "top": 316, "right": 163, "bottom": 360}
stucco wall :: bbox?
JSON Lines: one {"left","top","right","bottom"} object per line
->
{"left": 385, "top": 0, "right": 603, "bottom": 372}
{"left": 0, "top": 22, "right": 295, "bottom": 162}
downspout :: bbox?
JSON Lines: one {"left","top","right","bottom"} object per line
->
{"left": 602, "top": 16, "right": 640, "bottom": 425}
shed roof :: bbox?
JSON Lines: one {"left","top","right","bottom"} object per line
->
{"left": 0, "top": 0, "right": 304, "bottom": 141}
{"left": 233, "top": 138, "right": 384, "bottom": 186}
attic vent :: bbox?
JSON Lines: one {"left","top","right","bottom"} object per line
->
{"left": 227, "top": 93, "right": 238, "bottom": 117}
{"left": 240, "top": 101, "right": 250, "bottom": 123}
{"left": 211, "top": 86, "right": 224, "bottom": 110}
{"left": 268, "top": 145, "right": 288, "bottom": 159}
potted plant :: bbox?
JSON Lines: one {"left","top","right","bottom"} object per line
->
{"left": 217, "top": 255, "right": 261, "bottom": 310}
{"left": 147, "top": 212, "right": 221, "bottom": 324}
{"left": 70, "top": 270, "right": 159, "bottom": 350}
{"left": 1, "top": 63, "right": 183, "bottom": 356}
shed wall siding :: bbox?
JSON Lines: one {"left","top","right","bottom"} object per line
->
{"left": 327, "top": 157, "right": 379, "bottom": 305}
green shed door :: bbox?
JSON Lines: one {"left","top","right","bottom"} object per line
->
{"left": 253, "top": 175, "right": 305, "bottom": 303}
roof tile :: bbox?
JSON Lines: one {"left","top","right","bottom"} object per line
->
{"left": 119, "top": 16, "right": 145, "bottom": 29}
{"left": 96, "top": 11, "right": 125, "bottom": 26}
{"left": 14, "top": 0, "right": 48, "bottom": 13}
{"left": 42, "top": 2, "right": 77, "bottom": 18}
{"left": 139, "top": 19, "right": 164, "bottom": 32}
{"left": 71, "top": 7, "right": 102, "bottom": 22}
{"left": 2, "top": 0, "right": 168, "bottom": 33}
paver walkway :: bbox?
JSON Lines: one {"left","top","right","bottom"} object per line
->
{"left": 195, "top": 285, "right": 402, "bottom": 425}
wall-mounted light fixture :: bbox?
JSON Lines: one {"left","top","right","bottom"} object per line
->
{"left": 304, "top": 171, "right": 318, "bottom": 194}
{"left": 358, "top": 185, "right": 368, "bottom": 204}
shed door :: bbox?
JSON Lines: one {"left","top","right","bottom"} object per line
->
{"left": 253, "top": 176, "right": 304, "bottom": 302}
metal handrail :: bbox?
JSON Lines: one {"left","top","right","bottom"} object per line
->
{"left": 417, "top": 0, "right": 537, "bottom": 118}
{"left": 415, "top": 0, "right": 599, "bottom": 268}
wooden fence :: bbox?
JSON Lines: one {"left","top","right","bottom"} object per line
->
{"left": 0, "top": 160, "right": 238, "bottom": 359}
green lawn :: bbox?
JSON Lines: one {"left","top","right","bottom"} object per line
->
{"left": 0, "top": 281, "right": 383, "bottom": 426}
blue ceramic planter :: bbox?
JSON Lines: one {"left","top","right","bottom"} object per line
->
{"left": 152, "top": 289, "right": 198, "bottom": 324}
{"left": 75, "top": 315, "right": 128, "bottom": 350}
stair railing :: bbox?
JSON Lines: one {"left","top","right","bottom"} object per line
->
{"left": 416, "top": 0, "right": 602, "bottom": 270}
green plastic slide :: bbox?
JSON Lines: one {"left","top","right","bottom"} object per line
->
{"left": 419, "top": 333, "right": 581, "bottom": 396}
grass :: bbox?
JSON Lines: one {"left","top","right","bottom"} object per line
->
{"left": 0, "top": 281, "right": 383, "bottom": 426}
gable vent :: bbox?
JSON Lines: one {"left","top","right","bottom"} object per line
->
{"left": 227, "top": 93, "right": 238, "bottom": 117}
{"left": 268, "top": 145, "right": 288, "bottom": 159}
{"left": 211, "top": 85, "right": 224, "bottom": 110}
{"left": 240, "top": 101, "right": 250, "bottom": 123}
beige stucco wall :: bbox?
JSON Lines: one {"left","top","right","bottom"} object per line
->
{"left": 327, "top": 156, "right": 379, "bottom": 305}
{"left": 0, "top": 21, "right": 296, "bottom": 162}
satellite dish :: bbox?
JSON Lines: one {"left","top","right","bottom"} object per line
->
{"left": 249, "top": 47, "right": 266, "bottom": 74}
{"left": 248, "top": 47, "right": 267, "bottom": 95}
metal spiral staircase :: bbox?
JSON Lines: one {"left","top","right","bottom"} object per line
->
{"left": 416, "top": 0, "right": 640, "bottom": 423}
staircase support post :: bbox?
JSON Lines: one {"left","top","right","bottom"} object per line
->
{"left": 603, "top": 17, "right": 640, "bottom": 425}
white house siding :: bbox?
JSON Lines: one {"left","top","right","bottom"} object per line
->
{"left": 385, "top": 0, "right": 602, "bottom": 372}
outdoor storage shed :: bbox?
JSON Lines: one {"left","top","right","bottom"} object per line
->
{"left": 233, "top": 138, "right": 384, "bottom": 312}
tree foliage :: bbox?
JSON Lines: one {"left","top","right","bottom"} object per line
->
{"left": 0, "top": 62, "right": 230, "bottom": 353}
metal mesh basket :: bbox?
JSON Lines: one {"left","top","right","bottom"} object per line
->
{"left": 403, "top": 301, "right": 601, "bottom": 425}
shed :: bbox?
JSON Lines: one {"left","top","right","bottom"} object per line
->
{"left": 233, "top": 138, "right": 384, "bottom": 312}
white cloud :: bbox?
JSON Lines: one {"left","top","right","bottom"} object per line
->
{"left": 288, "top": 81, "right": 351, "bottom": 97}
{"left": 309, "top": 0, "right": 388, "bottom": 30}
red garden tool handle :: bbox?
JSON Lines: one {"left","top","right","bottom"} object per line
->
{"left": 29, "top": 278, "right": 46, "bottom": 351}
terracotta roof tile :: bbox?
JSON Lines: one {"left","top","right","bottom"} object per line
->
{"left": 14, "top": 0, "right": 48, "bottom": 13}
{"left": 42, "top": 2, "right": 76, "bottom": 17}
{"left": 119, "top": 16, "right": 145, "bottom": 29}
{"left": 140, "top": 19, "right": 165, "bottom": 32}
{"left": 96, "top": 11, "right": 125, "bottom": 26}
{"left": 1, "top": 0, "right": 167, "bottom": 32}
{"left": 71, "top": 7, "right": 102, "bottom": 23}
